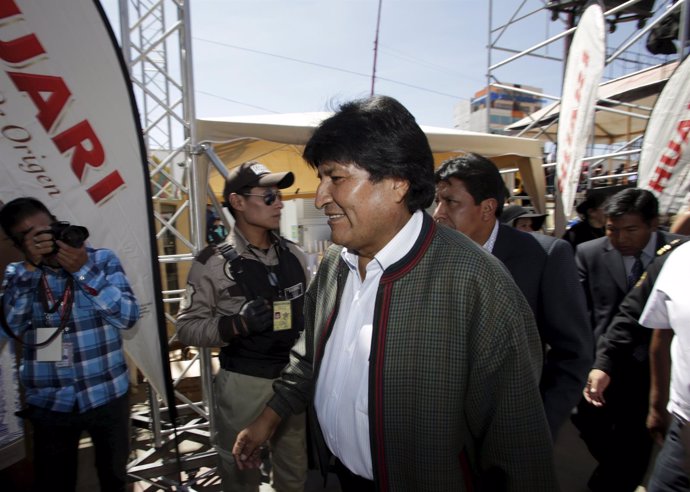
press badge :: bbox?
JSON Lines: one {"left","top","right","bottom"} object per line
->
{"left": 273, "top": 283, "right": 303, "bottom": 331}
{"left": 273, "top": 300, "right": 292, "bottom": 331}
{"left": 35, "top": 327, "right": 63, "bottom": 362}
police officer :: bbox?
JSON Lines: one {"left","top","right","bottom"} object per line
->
{"left": 177, "top": 161, "right": 308, "bottom": 492}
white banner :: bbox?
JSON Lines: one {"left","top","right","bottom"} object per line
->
{"left": 638, "top": 54, "right": 690, "bottom": 215}
{"left": 0, "top": 340, "right": 24, "bottom": 469}
{"left": 556, "top": 2, "right": 606, "bottom": 216}
{"left": 0, "top": 1, "right": 171, "bottom": 404}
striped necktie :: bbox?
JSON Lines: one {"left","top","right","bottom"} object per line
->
{"left": 627, "top": 254, "right": 644, "bottom": 291}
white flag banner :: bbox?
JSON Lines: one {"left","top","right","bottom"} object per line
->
{"left": 556, "top": 2, "right": 606, "bottom": 216}
{"left": 0, "top": 0, "right": 172, "bottom": 404}
{"left": 638, "top": 54, "right": 690, "bottom": 215}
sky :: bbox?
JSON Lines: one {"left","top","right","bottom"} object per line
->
{"left": 100, "top": 0, "right": 660, "bottom": 128}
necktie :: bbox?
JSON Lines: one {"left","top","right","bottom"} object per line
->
{"left": 627, "top": 255, "right": 644, "bottom": 290}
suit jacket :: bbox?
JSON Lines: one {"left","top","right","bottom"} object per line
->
{"left": 576, "top": 231, "right": 678, "bottom": 342}
{"left": 268, "top": 213, "right": 557, "bottom": 491}
{"left": 595, "top": 238, "right": 687, "bottom": 376}
{"left": 493, "top": 225, "right": 593, "bottom": 436}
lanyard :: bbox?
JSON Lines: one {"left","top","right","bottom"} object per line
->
{"left": 0, "top": 271, "right": 75, "bottom": 348}
{"left": 39, "top": 271, "right": 74, "bottom": 326}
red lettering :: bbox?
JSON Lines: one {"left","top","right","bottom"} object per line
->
{"left": 87, "top": 171, "right": 125, "bottom": 204}
{"left": 0, "top": 0, "right": 21, "bottom": 19}
{"left": 677, "top": 119, "right": 690, "bottom": 144}
{"left": 648, "top": 167, "right": 672, "bottom": 193}
{"left": 7, "top": 72, "right": 71, "bottom": 131}
{"left": 581, "top": 50, "right": 590, "bottom": 66}
{"left": 0, "top": 0, "right": 127, "bottom": 203}
{"left": 647, "top": 118, "right": 690, "bottom": 192}
{"left": 52, "top": 120, "right": 105, "bottom": 181}
{"left": 574, "top": 72, "right": 585, "bottom": 102}
{"left": 0, "top": 33, "right": 45, "bottom": 64}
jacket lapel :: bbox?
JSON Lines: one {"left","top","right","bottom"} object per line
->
{"left": 602, "top": 238, "right": 628, "bottom": 292}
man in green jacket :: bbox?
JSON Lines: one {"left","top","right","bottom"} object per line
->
{"left": 232, "top": 95, "right": 557, "bottom": 491}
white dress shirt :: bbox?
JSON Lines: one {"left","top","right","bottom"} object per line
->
{"left": 482, "top": 220, "right": 500, "bottom": 253}
{"left": 314, "top": 210, "right": 423, "bottom": 479}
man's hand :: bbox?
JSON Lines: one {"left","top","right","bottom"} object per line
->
{"left": 232, "top": 407, "right": 282, "bottom": 470}
{"left": 55, "top": 241, "right": 88, "bottom": 273}
{"left": 22, "top": 227, "right": 52, "bottom": 269}
{"left": 584, "top": 369, "right": 610, "bottom": 407}
{"left": 235, "top": 297, "right": 272, "bottom": 337}
{"left": 647, "top": 406, "right": 670, "bottom": 446}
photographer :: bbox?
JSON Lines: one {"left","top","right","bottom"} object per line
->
{"left": 0, "top": 197, "right": 139, "bottom": 492}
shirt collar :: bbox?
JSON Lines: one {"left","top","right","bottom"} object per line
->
{"left": 229, "top": 226, "right": 278, "bottom": 254}
{"left": 341, "top": 210, "right": 424, "bottom": 273}
{"left": 482, "top": 220, "right": 500, "bottom": 253}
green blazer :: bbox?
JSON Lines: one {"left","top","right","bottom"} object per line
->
{"left": 269, "top": 213, "right": 557, "bottom": 491}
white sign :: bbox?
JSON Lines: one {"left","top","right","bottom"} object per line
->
{"left": 638, "top": 55, "right": 690, "bottom": 215}
{"left": 556, "top": 3, "right": 606, "bottom": 216}
{"left": 0, "top": 0, "right": 171, "bottom": 403}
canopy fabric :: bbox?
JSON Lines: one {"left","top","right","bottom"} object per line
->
{"left": 196, "top": 112, "right": 547, "bottom": 212}
{"left": 507, "top": 61, "right": 679, "bottom": 144}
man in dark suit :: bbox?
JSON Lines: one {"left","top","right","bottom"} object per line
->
{"left": 574, "top": 187, "right": 682, "bottom": 492}
{"left": 433, "top": 153, "right": 593, "bottom": 438}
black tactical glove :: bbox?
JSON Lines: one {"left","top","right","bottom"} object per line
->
{"left": 235, "top": 297, "right": 272, "bottom": 337}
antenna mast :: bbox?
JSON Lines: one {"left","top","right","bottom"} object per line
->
{"left": 371, "top": 0, "right": 383, "bottom": 96}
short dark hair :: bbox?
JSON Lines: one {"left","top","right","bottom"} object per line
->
{"left": 604, "top": 188, "right": 659, "bottom": 224}
{"left": 302, "top": 95, "right": 435, "bottom": 213}
{"left": 0, "top": 197, "right": 56, "bottom": 246}
{"left": 435, "top": 153, "right": 506, "bottom": 217}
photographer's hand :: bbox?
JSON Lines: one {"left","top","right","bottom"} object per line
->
{"left": 55, "top": 240, "right": 88, "bottom": 273}
{"left": 22, "top": 227, "right": 52, "bottom": 270}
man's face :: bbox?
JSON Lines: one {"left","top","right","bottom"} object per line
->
{"left": 234, "top": 186, "right": 283, "bottom": 230}
{"left": 314, "top": 161, "right": 408, "bottom": 259}
{"left": 606, "top": 213, "right": 656, "bottom": 257}
{"left": 433, "top": 178, "right": 490, "bottom": 243}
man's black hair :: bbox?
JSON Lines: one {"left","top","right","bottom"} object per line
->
{"left": 0, "top": 197, "right": 56, "bottom": 246}
{"left": 302, "top": 95, "right": 435, "bottom": 213}
{"left": 434, "top": 153, "right": 506, "bottom": 217}
{"left": 604, "top": 188, "right": 659, "bottom": 224}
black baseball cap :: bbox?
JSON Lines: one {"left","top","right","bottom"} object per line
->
{"left": 223, "top": 161, "right": 294, "bottom": 199}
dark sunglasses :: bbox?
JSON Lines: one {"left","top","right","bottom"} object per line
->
{"left": 240, "top": 189, "right": 282, "bottom": 206}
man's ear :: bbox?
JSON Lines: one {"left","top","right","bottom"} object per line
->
{"left": 391, "top": 178, "right": 410, "bottom": 204}
{"left": 228, "top": 193, "right": 245, "bottom": 212}
{"left": 481, "top": 198, "right": 498, "bottom": 220}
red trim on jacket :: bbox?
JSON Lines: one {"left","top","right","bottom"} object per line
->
{"left": 371, "top": 214, "right": 437, "bottom": 490}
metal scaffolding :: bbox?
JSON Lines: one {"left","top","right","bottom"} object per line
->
{"left": 486, "top": 0, "right": 687, "bottom": 231}
{"left": 116, "top": 0, "right": 216, "bottom": 487}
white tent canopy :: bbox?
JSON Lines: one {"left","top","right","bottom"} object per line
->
{"left": 196, "top": 112, "right": 547, "bottom": 212}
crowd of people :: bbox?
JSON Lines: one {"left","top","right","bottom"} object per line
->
{"left": 1, "top": 94, "right": 689, "bottom": 491}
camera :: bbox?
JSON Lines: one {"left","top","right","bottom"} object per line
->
{"left": 47, "top": 221, "right": 90, "bottom": 253}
